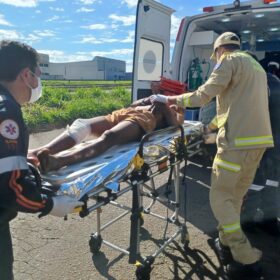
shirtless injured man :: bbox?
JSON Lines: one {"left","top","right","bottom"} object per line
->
{"left": 28, "top": 97, "right": 185, "bottom": 173}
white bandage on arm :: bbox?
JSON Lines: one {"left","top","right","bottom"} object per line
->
{"left": 66, "top": 118, "right": 92, "bottom": 144}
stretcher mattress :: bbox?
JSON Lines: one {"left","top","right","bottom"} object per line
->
{"left": 41, "top": 121, "right": 203, "bottom": 200}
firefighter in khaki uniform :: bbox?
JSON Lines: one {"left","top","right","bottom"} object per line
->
{"left": 150, "top": 32, "right": 274, "bottom": 279}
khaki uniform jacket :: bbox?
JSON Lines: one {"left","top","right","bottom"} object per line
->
{"left": 179, "top": 50, "right": 274, "bottom": 151}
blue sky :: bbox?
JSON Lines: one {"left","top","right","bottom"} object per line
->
{"left": 0, "top": 0, "right": 234, "bottom": 71}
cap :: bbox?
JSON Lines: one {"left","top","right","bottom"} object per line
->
{"left": 210, "top": 32, "right": 240, "bottom": 60}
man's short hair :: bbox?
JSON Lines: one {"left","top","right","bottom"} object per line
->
{"left": 220, "top": 44, "right": 241, "bottom": 51}
{"left": 0, "top": 40, "right": 38, "bottom": 81}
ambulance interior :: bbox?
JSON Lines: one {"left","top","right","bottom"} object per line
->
{"left": 179, "top": 8, "right": 280, "bottom": 92}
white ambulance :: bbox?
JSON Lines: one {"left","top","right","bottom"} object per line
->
{"left": 132, "top": 0, "right": 280, "bottom": 122}
{"left": 132, "top": 0, "right": 280, "bottom": 233}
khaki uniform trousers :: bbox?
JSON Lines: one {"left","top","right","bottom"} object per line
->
{"left": 210, "top": 148, "right": 265, "bottom": 264}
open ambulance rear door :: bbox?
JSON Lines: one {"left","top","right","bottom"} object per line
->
{"left": 132, "top": 0, "right": 174, "bottom": 101}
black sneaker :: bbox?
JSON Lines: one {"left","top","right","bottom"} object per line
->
{"left": 214, "top": 238, "right": 233, "bottom": 265}
{"left": 226, "top": 260, "right": 263, "bottom": 279}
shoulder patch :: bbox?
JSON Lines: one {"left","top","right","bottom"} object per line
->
{"left": 0, "top": 119, "right": 19, "bottom": 140}
{"left": 214, "top": 62, "right": 222, "bottom": 71}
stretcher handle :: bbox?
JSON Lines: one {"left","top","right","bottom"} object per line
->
{"left": 28, "top": 162, "right": 42, "bottom": 190}
{"left": 138, "top": 125, "right": 184, "bottom": 158}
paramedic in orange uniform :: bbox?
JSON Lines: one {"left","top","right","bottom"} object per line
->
{"left": 150, "top": 32, "right": 273, "bottom": 279}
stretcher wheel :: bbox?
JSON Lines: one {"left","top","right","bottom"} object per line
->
{"left": 135, "top": 263, "right": 152, "bottom": 280}
{"left": 140, "top": 213, "right": 144, "bottom": 227}
{"left": 89, "top": 235, "right": 102, "bottom": 254}
{"left": 181, "top": 224, "right": 190, "bottom": 245}
{"left": 183, "top": 240, "right": 190, "bottom": 251}
{"left": 135, "top": 256, "right": 154, "bottom": 280}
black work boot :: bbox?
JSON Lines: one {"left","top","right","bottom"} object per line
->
{"left": 226, "top": 260, "right": 263, "bottom": 280}
{"left": 214, "top": 238, "right": 233, "bottom": 265}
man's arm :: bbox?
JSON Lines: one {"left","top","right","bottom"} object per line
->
{"left": 151, "top": 54, "right": 233, "bottom": 108}
{"left": 0, "top": 100, "right": 52, "bottom": 215}
{"left": 130, "top": 97, "right": 152, "bottom": 107}
{"left": 0, "top": 102, "right": 83, "bottom": 217}
{"left": 0, "top": 170, "right": 53, "bottom": 215}
{"left": 153, "top": 102, "right": 184, "bottom": 127}
{"left": 130, "top": 81, "right": 162, "bottom": 107}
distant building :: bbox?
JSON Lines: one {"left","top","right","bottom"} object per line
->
{"left": 38, "top": 53, "right": 127, "bottom": 80}
{"left": 124, "top": 72, "right": 132, "bottom": 80}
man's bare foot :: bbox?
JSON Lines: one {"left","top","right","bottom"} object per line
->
{"left": 37, "top": 148, "right": 61, "bottom": 173}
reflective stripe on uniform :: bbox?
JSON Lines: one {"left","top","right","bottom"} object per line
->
{"left": 0, "top": 156, "right": 28, "bottom": 174}
{"left": 214, "top": 158, "right": 241, "bottom": 172}
{"left": 217, "top": 113, "right": 228, "bottom": 128}
{"left": 234, "top": 135, "right": 274, "bottom": 147}
{"left": 210, "top": 116, "right": 218, "bottom": 127}
{"left": 177, "top": 94, "right": 191, "bottom": 108}
{"left": 222, "top": 222, "right": 241, "bottom": 233}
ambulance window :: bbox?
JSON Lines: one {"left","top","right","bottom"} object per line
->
{"left": 137, "top": 38, "right": 163, "bottom": 81}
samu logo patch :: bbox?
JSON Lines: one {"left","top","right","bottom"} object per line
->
{"left": 0, "top": 119, "right": 19, "bottom": 140}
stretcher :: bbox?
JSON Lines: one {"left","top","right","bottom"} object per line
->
{"left": 35, "top": 120, "right": 204, "bottom": 280}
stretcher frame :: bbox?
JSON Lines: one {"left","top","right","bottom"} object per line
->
{"left": 38, "top": 121, "right": 204, "bottom": 280}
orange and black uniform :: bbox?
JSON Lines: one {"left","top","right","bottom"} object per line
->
{"left": 0, "top": 85, "right": 52, "bottom": 279}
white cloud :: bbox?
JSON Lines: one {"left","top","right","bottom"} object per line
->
{"left": 49, "top": 7, "right": 64, "bottom": 12}
{"left": 46, "top": 15, "right": 59, "bottom": 22}
{"left": 121, "top": 0, "right": 137, "bottom": 8}
{"left": 101, "top": 38, "right": 119, "bottom": 43}
{"left": 38, "top": 49, "right": 65, "bottom": 61}
{"left": 79, "top": 31, "right": 134, "bottom": 45}
{"left": 79, "top": 0, "right": 96, "bottom": 5}
{"left": 35, "top": 10, "right": 41, "bottom": 13}
{"left": 0, "top": 0, "right": 55, "bottom": 7}
{"left": 79, "top": 36, "right": 119, "bottom": 44}
{"left": 109, "top": 14, "right": 135, "bottom": 26}
{"left": 38, "top": 49, "right": 92, "bottom": 63}
{"left": 0, "top": 29, "right": 20, "bottom": 40}
{"left": 0, "top": 28, "right": 58, "bottom": 45}
{"left": 121, "top": 30, "right": 134, "bottom": 43}
{"left": 25, "top": 33, "right": 41, "bottom": 43}
{"left": 90, "top": 48, "right": 133, "bottom": 57}
{"left": 0, "top": 14, "right": 12, "bottom": 26}
{"left": 82, "top": 23, "right": 106, "bottom": 30}
{"left": 76, "top": 7, "right": 95, "bottom": 13}
{"left": 79, "top": 36, "right": 102, "bottom": 44}
{"left": 35, "top": 29, "right": 56, "bottom": 37}
{"left": 0, "top": 0, "right": 36, "bottom": 7}
{"left": 171, "top": 15, "right": 181, "bottom": 39}
{"left": 110, "top": 23, "right": 119, "bottom": 29}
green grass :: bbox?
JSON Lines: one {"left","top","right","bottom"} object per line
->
{"left": 23, "top": 85, "right": 131, "bottom": 133}
{"left": 43, "top": 80, "right": 132, "bottom": 86}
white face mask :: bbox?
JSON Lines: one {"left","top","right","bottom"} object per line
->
{"left": 27, "top": 71, "right": 43, "bottom": 103}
